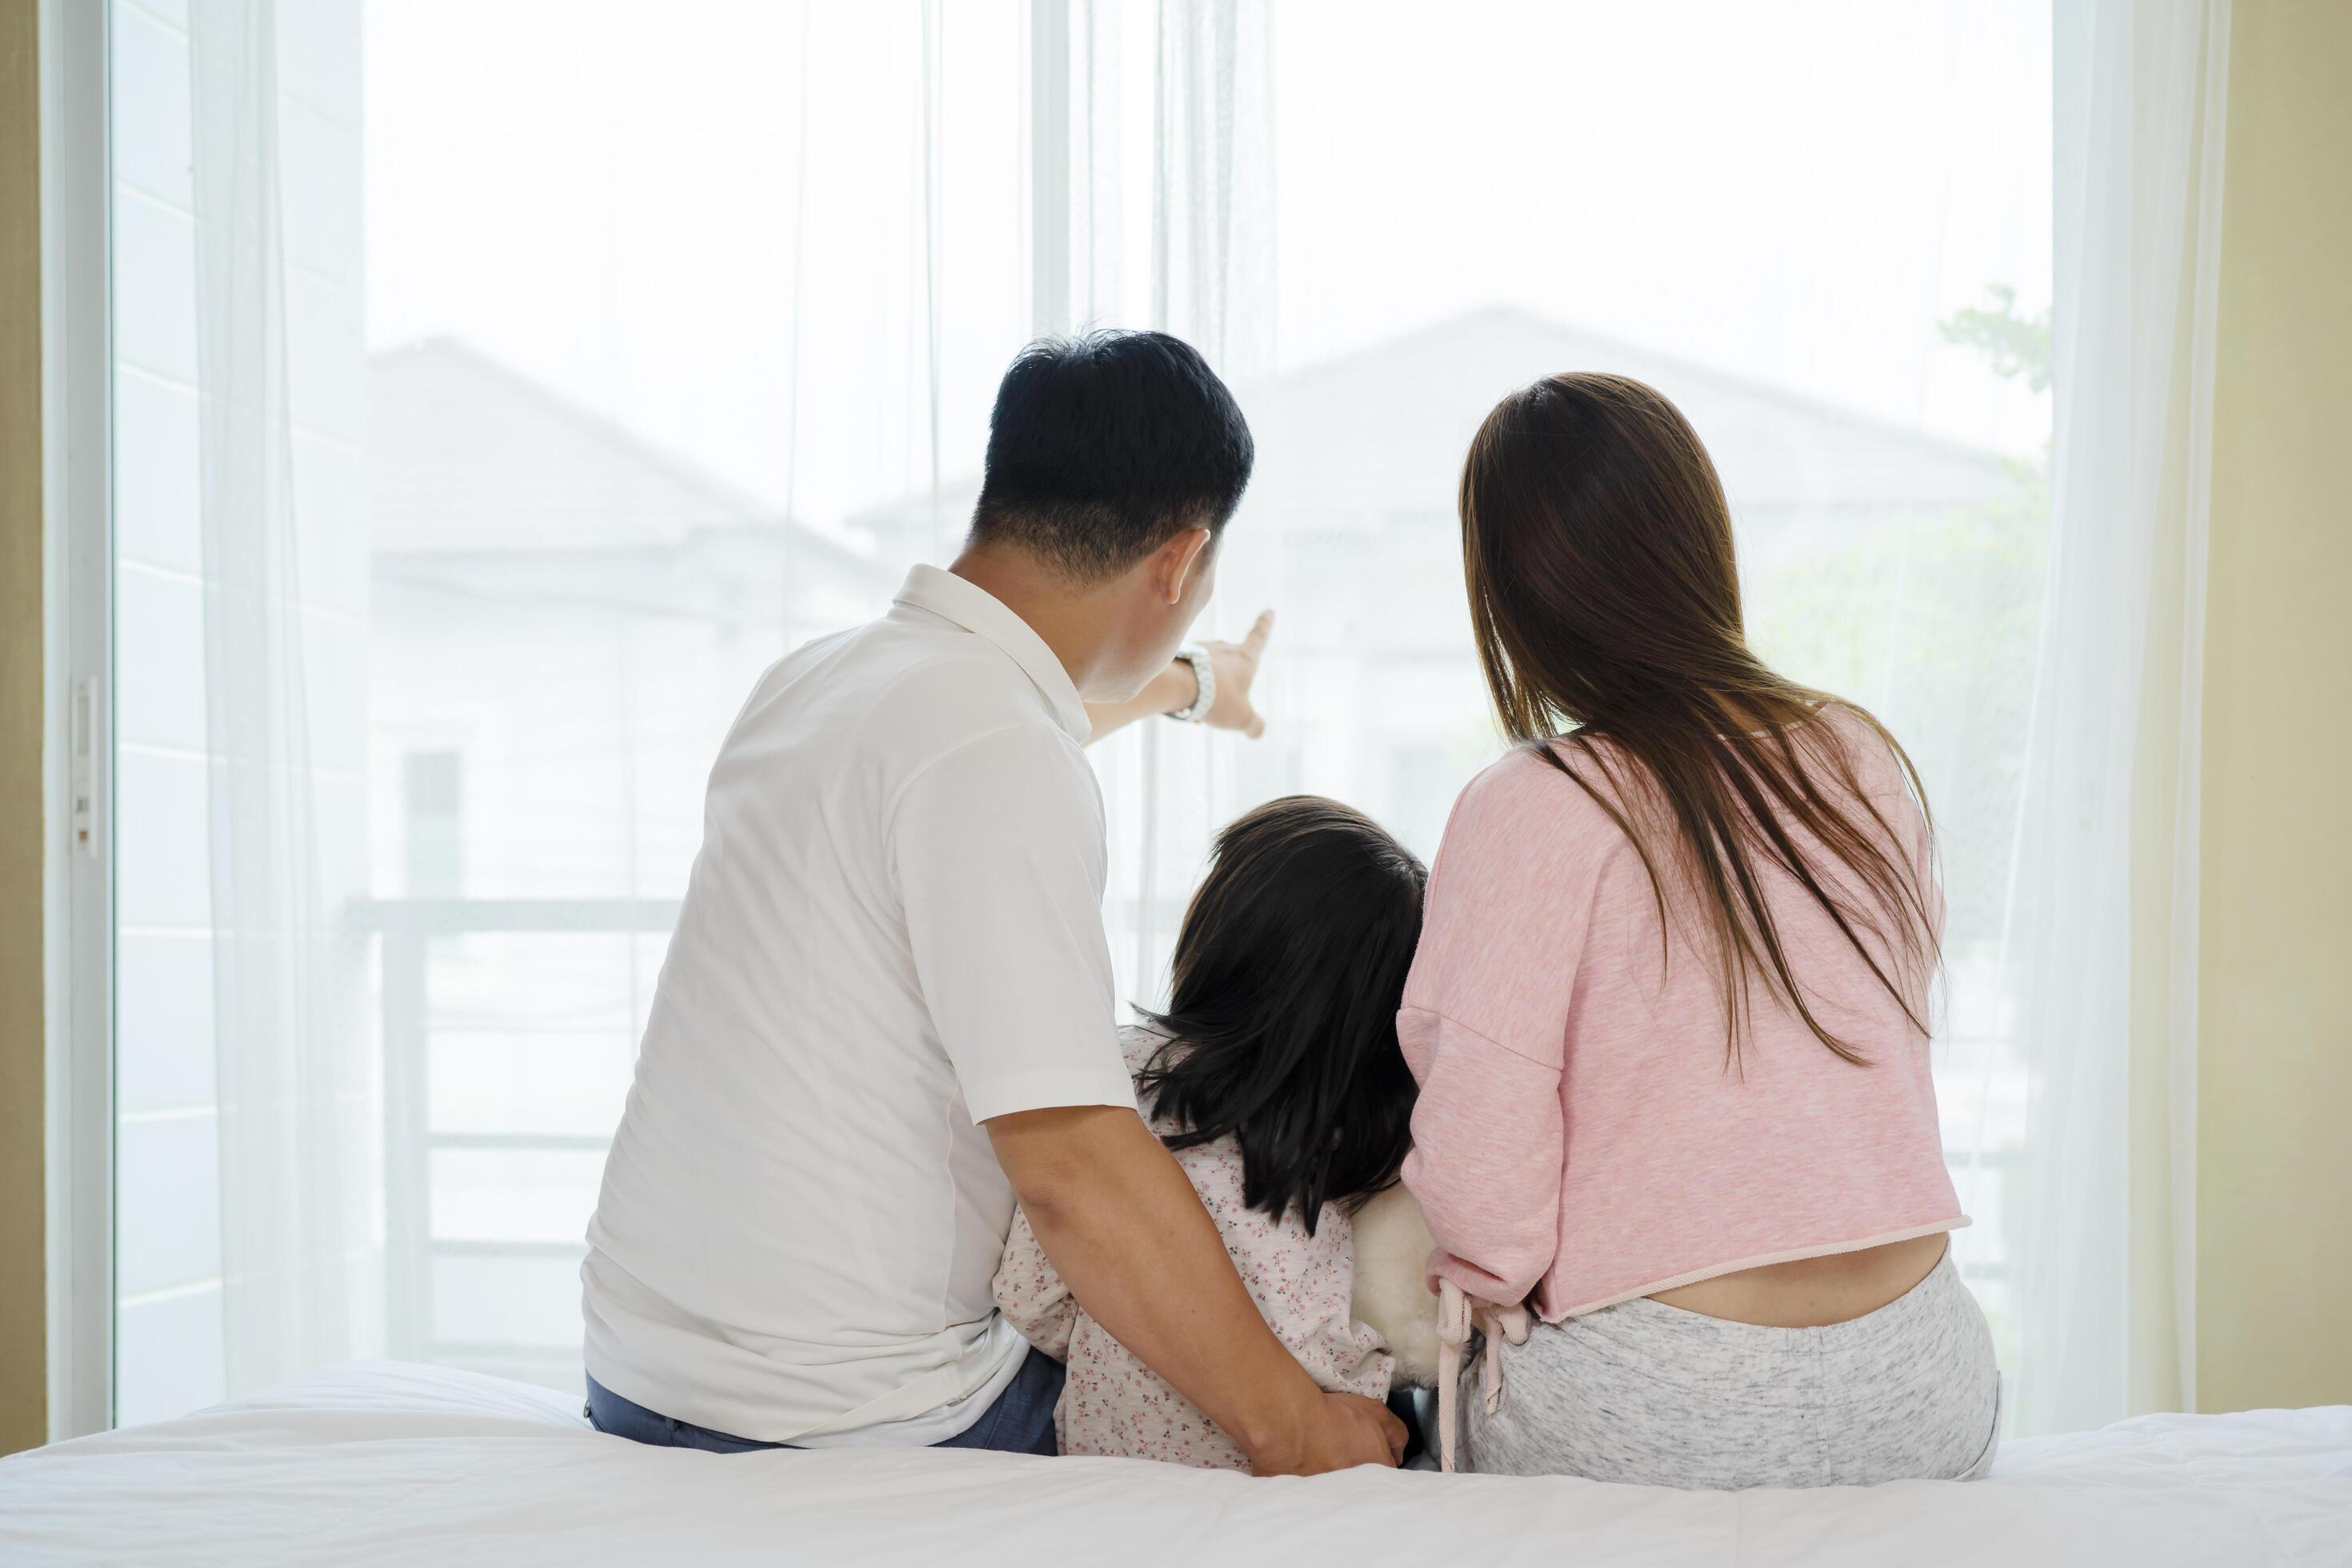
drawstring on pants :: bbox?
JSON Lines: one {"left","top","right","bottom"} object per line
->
{"left": 1435, "top": 1278, "right": 1530, "bottom": 1474}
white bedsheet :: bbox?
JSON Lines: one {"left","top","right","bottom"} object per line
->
{"left": 2, "top": 1362, "right": 2346, "bottom": 1566}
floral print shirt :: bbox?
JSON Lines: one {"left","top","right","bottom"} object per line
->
{"left": 990, "top": 1025, "right": 1394, "bottom": 1470}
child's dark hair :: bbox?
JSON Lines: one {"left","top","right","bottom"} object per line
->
{"left": 1136, "top": 796, "right": 1426, "bottom": 1236}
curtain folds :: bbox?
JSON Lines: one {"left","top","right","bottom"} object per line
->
{"left": 189, "top": 0, "right": 374, "bottom": 1398}
{"left": 2014, "top": 0, "right": 2229, "bottom": 1434}
{"left": 1034, "top": 0, "right": 1279, "bottom": 1006}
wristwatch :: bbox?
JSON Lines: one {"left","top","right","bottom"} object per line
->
{"left": 1166, "top": 645, "right": 1216, "bottom": 722}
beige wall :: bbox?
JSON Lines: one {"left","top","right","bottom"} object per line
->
{"left": 0, "top": 0, "right": 48, "bottom": 1458}
{"left": 2197, "top": 0, "right": 2352, "bottom": 1414}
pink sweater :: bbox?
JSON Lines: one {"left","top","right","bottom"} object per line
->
{"left": 1400, "top": 710, "right": 1965, "bottom": 1321}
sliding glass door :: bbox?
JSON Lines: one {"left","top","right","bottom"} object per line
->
{"left": 100, "top": 0, "right": 2053, "bottom": 1426}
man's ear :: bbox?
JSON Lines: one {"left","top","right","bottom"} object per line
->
{"left": 1153, "top": 526, "right": 1213, "bottom": 606}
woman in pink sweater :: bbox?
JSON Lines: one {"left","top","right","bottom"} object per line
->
{"left": 1404, "top": 372, "right": 1999, "bottom": 1485}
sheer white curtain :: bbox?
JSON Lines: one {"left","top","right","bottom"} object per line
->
{"left": 130, "top": 0, "right": 2223, "bottom": 1434}
{"left": 188, "top": 0, "right": 376, "bottom": 1397}
{"left": 1031, "top": 0, "right": 1281, "bottom": 1002}
{"left": 1994, "top": 0, "right": 2230, "bottom": 1434}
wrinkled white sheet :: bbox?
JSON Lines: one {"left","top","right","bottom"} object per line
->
{"left": 2, "top": 1362, "right": 2346, "bottom": 1566}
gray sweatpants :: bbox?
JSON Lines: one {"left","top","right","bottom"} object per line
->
{"left": 1459, "top": 1253, "right": 2002, "bottom": 1487}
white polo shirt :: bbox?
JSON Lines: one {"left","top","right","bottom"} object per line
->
{"left": 582, "top": 566, "right": 1136, "bottom": 1445}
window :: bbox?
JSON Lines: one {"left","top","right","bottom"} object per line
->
{"left": 401, "top": 750, "right": 463, "bottom": 898}
{"left": 102, "top": 0, "right": 2051, "bottom": 1419}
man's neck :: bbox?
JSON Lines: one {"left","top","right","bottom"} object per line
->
{"left": 947, "top": 546, "right": 1119, "bottom": 698}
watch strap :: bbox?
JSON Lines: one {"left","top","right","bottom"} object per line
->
{"left": 1167, "top": 646, "right": 1215, "bottom": 722}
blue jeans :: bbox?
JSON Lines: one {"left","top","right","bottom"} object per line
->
{"left": 585, "top": 1348, "right": 1065, "bottom": 1457}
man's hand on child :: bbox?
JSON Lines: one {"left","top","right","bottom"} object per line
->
{"left": 1244, "top": 1388, "right": 1407, "bottom": 1476}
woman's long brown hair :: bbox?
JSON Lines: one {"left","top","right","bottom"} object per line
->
{"left": 1458, "top": 372, "right": 1937, "bottom": 1066}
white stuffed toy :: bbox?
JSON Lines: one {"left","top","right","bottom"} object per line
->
{"left": 1349, "top": 1182, "right": 1442, "bottom": 1387}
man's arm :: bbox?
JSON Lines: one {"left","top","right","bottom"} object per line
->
{"left": 1084, "top": 610, "right": 1275, "bottom": 743}
{"left": 986, "top": 1104, "right": 1405, "bottom": 1475}
{"left": 894, "top": 719, "right": 1391, "bottom": 1472}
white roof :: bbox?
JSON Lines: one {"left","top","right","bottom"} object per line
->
{"left": 1241, "top": 306, "right": 2012, "bottom": 526}
{"left": 849, "top": 306, "right": 2014, "bottom": 546}
{"left": 369, "top": 338, "right": 870, "bottom": 573}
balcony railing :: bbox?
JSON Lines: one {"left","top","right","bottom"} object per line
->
{"left": 356, "top": 895, "right": 2025, "bottom": 1392}
{"left": 358, "top": 897, "right": 681, "bottom": 1384}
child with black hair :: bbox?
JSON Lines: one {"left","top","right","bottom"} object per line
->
{"left": 992, "top": 795, "right": 1427, "bottom": 1469}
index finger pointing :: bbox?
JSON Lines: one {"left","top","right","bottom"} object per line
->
{"left": 1242, "top": 608, "right": 1274, "bottom": 658}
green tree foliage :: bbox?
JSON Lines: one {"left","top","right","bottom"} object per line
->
{"left": 1937, "top": 284, "right": 2053, "bottom": 394}
{"left": 1746, "top": 288, "right": 2051, "bottom": 968}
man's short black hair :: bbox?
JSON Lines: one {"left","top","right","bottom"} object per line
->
{"left": 969, "top": 330, "right": 1254, "bottom": 579}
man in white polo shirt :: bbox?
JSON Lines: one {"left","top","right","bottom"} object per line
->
{"left": 581, "top": 330, "right": 1404, "bottom": 1473}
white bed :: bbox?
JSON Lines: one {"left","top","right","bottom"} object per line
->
{"left": 2, "top": 1362, "right": 2346, "bottom": 1566}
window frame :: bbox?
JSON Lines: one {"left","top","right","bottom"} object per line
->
{"left": 42, "top": 0, "right": 119, "bottom": 1441}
